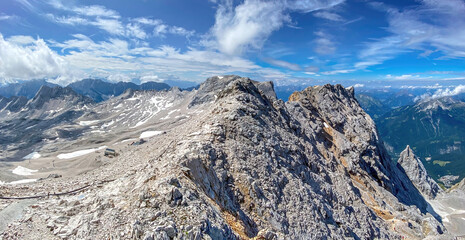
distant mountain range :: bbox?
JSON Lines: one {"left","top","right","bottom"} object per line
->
{"left": 68, "top": 79, "right": 170, "bottom": 102}
{"left": 0, "top": 79, "right": 172, "bottom": 102}
{"left": 355, "top": 90, "right": 419, "bottom": 119}
{"left": 0, "top": 80, "right": 59, "bottom": 98}
{"left": 376, "top": 97, "right": 465, "bottom": 185}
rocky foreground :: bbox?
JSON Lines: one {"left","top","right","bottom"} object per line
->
{"left": 0, "top": 76, "right": 456, "bottom": 239}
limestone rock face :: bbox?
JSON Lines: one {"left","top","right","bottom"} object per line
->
{"left": 398, "top": 145, "right": 443, "bottom": 199}
{"left": 1, "top": 76, "right": 451, "bottom": 239}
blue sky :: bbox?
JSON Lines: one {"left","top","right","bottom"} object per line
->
{"left": 0, "top": 0, "right": 465, "bottom": 88}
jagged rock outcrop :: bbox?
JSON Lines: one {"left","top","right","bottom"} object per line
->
{"left": 397, "top": 145, "right": 443, "bottom": 199}
{"left": 0, "top": 76, "right": 451, "bottom": 239}
{"left": 28, "top": 85, "right": 93, "bottom": 111}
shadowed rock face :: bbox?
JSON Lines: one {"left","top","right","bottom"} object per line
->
{"left": 0, "top": 95, "right": 28, "bottom": 112}
{"left": 398, "top": 145, "right": 443, "bottom": 199}
{"left": 0, "top": 76, "right": 451, "bottom": 239}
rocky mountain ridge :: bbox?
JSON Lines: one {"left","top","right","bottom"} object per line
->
{"left": 0, "top": 79, "right": 172, "bottom": 103}
{"left": 397, "top": 145, "right": 443, "bottom": 199}
{"left": 0, "top": 75, "right": 455, "bottom": 239}
{"left": 67, "top": 79, "right": 170, "bottom": 102}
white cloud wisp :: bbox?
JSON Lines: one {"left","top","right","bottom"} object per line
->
{"left": 210, "top": 0, "right": 344, "bottom": 55}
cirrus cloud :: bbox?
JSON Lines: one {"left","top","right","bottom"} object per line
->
{"left": 209, "top": 0, "right": 344, "bottom": 55}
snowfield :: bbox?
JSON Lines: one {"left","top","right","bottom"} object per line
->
{"left": 139, "top": 131, "right": 163, "bottom": 138}
{"left": 79, "top": 120, "right": 100, "bottom": 126}
{"left": 12, "top": 166, "right": 38, "bottom": 176}
{"left": 57, "top": 146, "right": 107, "bottom": 159}
{"left": 23, "top": 152, "right": 41, "bottom": 160}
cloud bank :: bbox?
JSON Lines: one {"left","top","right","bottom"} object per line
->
{"left": 0, "top": 34, "right": 69, "bottom": 81}
{"left": 415, "top": 85, "right": 465, "bottom": 102}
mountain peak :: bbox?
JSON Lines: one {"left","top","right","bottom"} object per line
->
{"left": 29, "top": 85, "right": 93, "bottom": 110}
{"left": 398, "top": 145, "right": 443, "bottom": 199}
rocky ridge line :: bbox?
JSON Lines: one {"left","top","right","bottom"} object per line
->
{"left": 0, "top": 75, "right": 451, "bottom": 239}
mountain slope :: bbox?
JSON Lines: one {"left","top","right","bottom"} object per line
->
{"left": 355, "top": 93, "right": 390, "bottom": 119}
{"left": 0, "top": 86, "right": 93, "bottom": 161}
{"left": 377, "top": 97, "right": 465, "bottom": 185}
{"left": 0, "top": 76, "right": 449, "bottom": 239}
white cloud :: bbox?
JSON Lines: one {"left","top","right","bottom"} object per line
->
{"left": 46, "top": 7, "right": 193, "bottom": 39}
{"left": 355, "top": 36, "right": 409, "bottom": 68}
{"left": 353, "top": 83, "right": 364, "bottom": 88}
{"left": 140, "top": 75, "right": 162, "bottom": 83}
{"left": 29, "top": 34, "right": 290, "bottom": 85}
{"left": 304, "top": 72, "right": 317, "bottom": 75}
{"left": 0, "top": 34, "right": 70, "bottom": 81}
{"left": 133, "top": 17, "right": 162, "bottom": 26}
{"left": 263, "top": 58, "right": 301, "bottom": 71}
{"left": 430, "top": 85, "right": 465, "bottom": 99}
{"left": 6, "top": 35, "right": 35, "bottom": 45}
{"left": 14, "top": 0, "right": 38, "bottom": 12}
{"left": 210, "top": 0, "right": 344, "bottom": 55}
{"left": 212, "top": 0, "right": 288, "bottom": 55}
{"left": 169, "top": 26, "right": 194, "bottom": 37}
{"left": 321, "top": 69, "right": 355, "bottom": 75}
{"left": 313, "top": 11, "right": 344, "bottom": 21}
{"left": 93, "top": 18, "right": 125, "bottom": 35}
{"left": 314, "top": 30, "right": 336, "bottom": 55}
{"left": 415, "top": 85, "right": 465, "bottom": 102}
{"left": 0, "top": 14, "right": 13, "bottom": 21}
{"left": 287, "top": 0, "right": 344, "bottom": 12}
{"left": 357, "top": 0, "right": 465, "bottom": 69}
{"left": 48, "top": 14, "right": 90, "bottom": 25}
{"left": 73, "top": 5, "right": 120, "bottom": 19}
{"left": 385, "top": 74, "right": 421, "bottom": 80}
{"left": 153, "top": 24, "right": 194, "bottom": 38}
{"left": 126, "top": 23, "right": 147, "bottom": 39}
{"left": 107, "top": 73, "right": 132, "bottom": 82}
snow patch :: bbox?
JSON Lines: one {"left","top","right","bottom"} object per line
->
{"left": 217, "top": 76, "right": 224, "bottom": 79}
{"left": 12, "top": 166, "right": 38, "bottom": 176}
{"left": 91, "top": 130, "right": 105, "bottom": 133}
{"left": 57, "top": 146, "right": 107, "bottom": 159}
{"left": 161, "top": 109, "right": 180, "bottom": 120}
{"left": 140, "top": 131, "right": 163, "bottom": 139}
{"left": 23, "top": 152, "right": 41, "bottom": 160}
{"left": 121, "top": 138, "right": 138, "bottom": 143}
{"left": 101, "top": 120, "right": 115, "bottom": 128}
{"left": 79, "top": 120, "right": 99, "bottom": 126}
{"left": 323, "top": 122, "right": 329, "bottom": 128}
